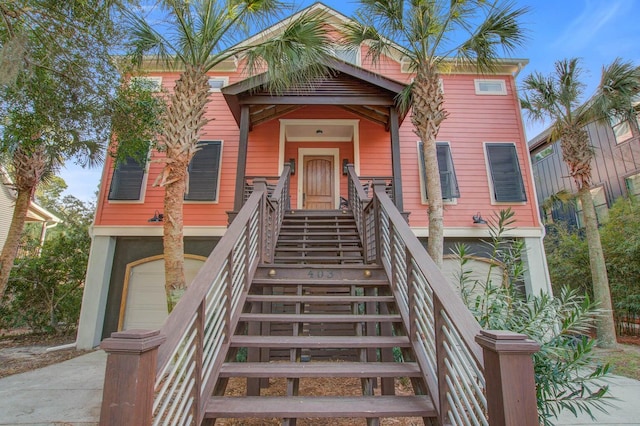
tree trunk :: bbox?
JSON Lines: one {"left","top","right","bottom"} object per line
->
{"left": 578, "top": 187, "right": 617, "bottom": 348}
{"left": 159, "top": 64, "right": 210, "bottom": 311}
{"left": 0, "top": 188, "right": 33, "bottom": 301}
{"left": 411, "top": 63, "right": 448, "bottom": 268}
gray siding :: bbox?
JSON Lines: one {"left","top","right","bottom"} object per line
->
{"left": 531, "top": 119, "right": 640, "bottom": 223}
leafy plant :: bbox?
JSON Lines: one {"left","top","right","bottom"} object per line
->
{"left": 0, "top": 194, "right": 93, "bottom": 333}
{"left": 544, "top": 196, "right": 640, "bottom": 336}
{"left": 453, "top": 209, "right": 611, "bottom": 425}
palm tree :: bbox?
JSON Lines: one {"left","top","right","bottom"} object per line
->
{"left": 341, "top": 0, "right": 528, "bottom": 267}
{"left": 125, "top": 0, "right": 332, "bottom": 309}
{"left": 521, "top": 58, "right": 640, "bottom": 348}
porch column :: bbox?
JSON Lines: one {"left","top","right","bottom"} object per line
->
{"left": 390, "top": 108, "right": 404, "bottom": 211}
{"left": 233, "top": 105, "right": 250, "bottom": 212}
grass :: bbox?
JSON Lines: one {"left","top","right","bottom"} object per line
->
{"left": 597, "top": 344, "right": 640, "bottom": 381}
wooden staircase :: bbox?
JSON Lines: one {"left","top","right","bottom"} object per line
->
{"left": 274, "top": 210, "right": 365, "bottom": 264}
{"left": 205, "top": 211, "right": 436, "bottom": 424}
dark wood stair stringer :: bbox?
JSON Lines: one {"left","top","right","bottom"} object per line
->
{"left": 207, "top": 211, "right": 436, "bottom": 425}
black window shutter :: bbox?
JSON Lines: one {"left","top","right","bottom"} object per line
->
{"left": 185, "top": 141, "right": 221, "bottom": 201}
{"left": 108, "top": 157, "right": 145, "bottom": 200}
{"left": 436, "top": 143, "right": 460, "bottom": 199}
{"left": 419, "top": 142, "right": 460, "bottom": 200}
{"left": 486, "top": 143, "right": 527, "bottom": 202}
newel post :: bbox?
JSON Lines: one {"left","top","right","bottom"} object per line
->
{"left": 475, "top": 330, "right": 540, "bottom": 426}
{"left": 99, "top": 329, "right": 166, "bottom": 426}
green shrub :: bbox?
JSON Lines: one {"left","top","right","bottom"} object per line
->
{"left": 544, "top": 196, "right": 640, "bottom": 336}
{"left": 453, "top": 209, "right": 611, "bottom": 425}
{"left": 0, "top": 195, "right": 92, "bottom": 333}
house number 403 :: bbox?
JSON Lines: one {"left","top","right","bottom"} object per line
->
{"left": 307, "top": 270, "right": 334, "bottom": 279}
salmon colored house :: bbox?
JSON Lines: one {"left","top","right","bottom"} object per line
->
{"left": 76, "top": 3, "right": 551, "bottom": 350}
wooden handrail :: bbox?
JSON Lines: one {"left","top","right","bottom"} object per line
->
{"left": 100, "top": 167, "right": 291, "bottom": 426}
{"left": 345, "top": 175, "right": 540, "bottom": 425}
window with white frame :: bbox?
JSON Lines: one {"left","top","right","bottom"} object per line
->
{"left": 485, "top": 143, "right": 527, "bottom": 202}
{"left": 185, "top": 141, "right": 223, "bottom": 201}
{"left": 330, "top": 46, "right": 359, "bottom": 65}
{"left": 417, "top": 141, "right": 460, "bottom": 202}
{"left": 108, "top": 156, "right": 147, "bottom": 201}
{"left": 576, "top": 185, "right": 609, "bottom": 226}
{"left": 625, "top": 172, "right": 640, "bottom": 197}
{"left": 610, "top": 116, "right": 633, "bottom": 144}
{"left": 131, "top": 76, "right": 162, "bottom": 92}
{"left": 208, "top": 77, "right": 228, "bottom": 92}
{"left": 474, "top": 79, "right": 507, "bottom": 95}
{"left": 533, "top": 145, "right": 554, "bottom": 162}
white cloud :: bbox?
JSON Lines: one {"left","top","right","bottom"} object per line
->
{"left": 552, "top": 0, "right": 628, "bottom": 52}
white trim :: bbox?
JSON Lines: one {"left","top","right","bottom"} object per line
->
{"left": 474, "top": 79, "right": 507, "bottom": 95}
{"left": 131, "top": 76, "right": 162, "bottom": 92}
{"left": 416, "top": 140, "right": 457, "bottom": 205}
{"left": 278, "top": 119, "right": 360, "bottom": 174}
{"left": 483, "top": 141, "right": 527, "bottom": 206}
{"left": 184, "top": 140, "right": 223, "bottom": 204}
{"left": 208, "top": 76, "right": 229, "bottom": 92}
{"left": 90, "top": 225, "right": 228, "bottom": 237}
{"left": 297, "top": 148, "right": 340, "bottom": 209}
{"left": 411, "top": 226, "right": 544, "bottom": 238}
{"left": 107, "top": 153, "right": 151, "bottom": 204}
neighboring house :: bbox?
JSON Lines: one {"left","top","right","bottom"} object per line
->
{"left": 529, "top": 111, "right": 640, "bottom": 228}
{"left": 77, "top": 3, "right": 550, "bottom": 349}
{"left": 0, "top": 166, "right": 61, "bottom": 254}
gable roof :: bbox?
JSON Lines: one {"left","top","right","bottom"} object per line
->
{"left": 222, "top": 57, "right": 408, "bottom": 129}
{"left": 0, "top": 166, "right": 62, "bottom": 224}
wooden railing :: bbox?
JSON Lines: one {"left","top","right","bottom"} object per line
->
{"left": 347, "top": 168, "right": 540, "bottom": 426}
{"left": 99, "top": 166, "right": 291, "bottom": 426}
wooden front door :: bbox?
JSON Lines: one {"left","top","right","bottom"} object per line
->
{"left": 303, "top": 156, "right": 334, "bottom": 209}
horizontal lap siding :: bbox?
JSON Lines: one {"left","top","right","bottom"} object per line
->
{"left": 96, "top": 51, "right": 540, "bottom": 230}
{"left": 95, "top": 72, "right": 240, "bottom": 227}
{"left": 394, "top": 73, "right": 538, "bottom": 228}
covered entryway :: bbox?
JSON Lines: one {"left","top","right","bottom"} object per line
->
{"left": 221, "top": 58, "right": 408, "bottom": 213}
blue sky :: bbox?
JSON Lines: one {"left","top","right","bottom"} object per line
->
{"left": 60, "top": 0, "right": 640, "bottom": 202}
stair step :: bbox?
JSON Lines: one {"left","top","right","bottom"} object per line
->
{"left": 276, "top": 239, "right": 360, "bottom": 244}
{"left": 245, "top": 295, "right": 395, "bottom": 303}
{"left": 273, "top": 256, "right": 363, "bottom": 262}
{"left": 239, "top": 313, "right": 401, "bottom": 323}
{"left": 274, "top": 247, "right": 363, "bottom": 252}
{"left": 205, "top": 395, "right": 436, "bottom": 419}
{"left": 252, "top": 278, "right": 389, "bottom": 287}
{"left": 230, "top": 335, "right": 410, "bottom": 348}
{"left": 279, "top": 230, "right": 358, "bottom": 234}
{"left": 219, "top": 361, "right": 421, "bottom": 378}
{"left": 282, "top": 218, "right": 356, "bottom": 223}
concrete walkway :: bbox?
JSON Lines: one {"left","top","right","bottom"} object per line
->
{"left": 0, "top": 350, "right": 106, "bottom": 426}
{"left": 0, "top": 349, "right": 639, "bottom": 425}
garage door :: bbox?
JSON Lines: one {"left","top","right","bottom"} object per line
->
{"left": 119, "top": 255, "right": 206, "bottom": 330}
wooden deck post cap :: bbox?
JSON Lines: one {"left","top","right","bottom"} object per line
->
{"left": 476, "top": 330, "right": 540, "bottom": 354}
{"left": 100, "top": 329, "right": 166, "bottom": 354}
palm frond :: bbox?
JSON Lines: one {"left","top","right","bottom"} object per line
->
{"left": 124, "top": 7, "right": 180, "bottom": 68}
{"left": 455, "top": 2, "right": 528, "bottom": 73}
{"left": 582, "top": 58, "right": 640, "bottom": 125}
{"left": 238, "top": 11, "right": 333, "bottom": 94}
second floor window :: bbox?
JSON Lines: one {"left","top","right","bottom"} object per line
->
{"left": 485, "top": 143, "right": 527, "bottom": 203}
{"left": 418, "top": 141, "right": 460, "bottom": 201}
{"left": 185, "top": 141, "right": 222, "bottom": 201}
{"left": 108, "top": 156, "right": 146, "bottom": 201}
